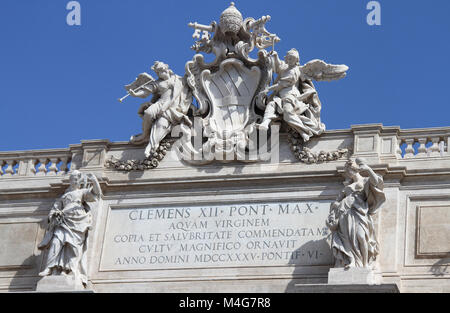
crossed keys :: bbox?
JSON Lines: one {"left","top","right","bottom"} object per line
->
{"left": 188, "top": 15, "right": 280, "bottom": 53}
{"left": 189, "top": 22, "right": 213, "bottom": 41}
{"left": 188, "top": 22, "right": 214, "bottom": 51}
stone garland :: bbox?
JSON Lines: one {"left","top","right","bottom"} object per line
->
{"left": 287, "top": 129, "right": 350, "bottom": 164}
{"left": 105, "top": 140, "right": 172, "bottom": 171}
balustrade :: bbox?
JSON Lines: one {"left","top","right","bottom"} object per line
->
{"left": 0, "top": 152, "right": 72, "bottom": 178}
{"left": 397, "top": 131, "right": 448, "bottom": 159}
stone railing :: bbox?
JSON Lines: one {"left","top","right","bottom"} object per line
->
{"left": 350, "top": 124, "right": 450, "bottom": 163}
{"left": 0, "top": 149, "right": 72, "bottom": 178}
{"left": 1, "top": 125, "right": 449, "bottom": 179}
{"left": 397, "top": 128, "right": 449, "bottom": 159}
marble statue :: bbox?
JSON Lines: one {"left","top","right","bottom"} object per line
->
{"left": 125, "top": 61, "right": 192, "bottom": 158}
{"left": 38, "top": 170, "right": 102, "bottom": 286}
{"left": 257, "top": 49, "right": 348, "bottom": 143}
{"left": 326, "top": 158, "right": 386, "bottom": 269}
{"left": 113, "top": 3, "right": 349, "bottom": 167}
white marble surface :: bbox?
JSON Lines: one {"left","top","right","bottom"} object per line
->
{"left": 35, "top": 275, "right": 87, "bottom": 292}
{"left": 328, "top": 268, "right": 381, "bottom": 285}
{"left": 100, "top": 200, "right": 332, "bottom": 271}
{"left": 0, "top": 124, "right": 449, "bottom": 293}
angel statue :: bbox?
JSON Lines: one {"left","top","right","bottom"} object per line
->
{"left": 124, "top": 61, "right": 192, "bottom": 158}
{"left": 326, "top": 158, "right": 386, "bottom": 269}
{"left": 257, "top": 48, "right": 348, "bottom": 142}
{"left": 38, "top": 171, "right": 102, "bottom": 286}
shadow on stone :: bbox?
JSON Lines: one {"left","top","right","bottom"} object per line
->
{"left": 430, "top": 256, "right": 450, "bottom": 277}
{"left": 8, "top": 254, "right": 41, "bottom": 292}
{"left": 284, "top": 238, "right": 332, "bottom": 293}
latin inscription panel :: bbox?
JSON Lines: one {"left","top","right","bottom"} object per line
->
{"left": 100, "top": 201, "right": 333, "bottom": 271}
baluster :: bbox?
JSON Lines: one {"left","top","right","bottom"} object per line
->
{"left": 439, "top": 140, "right": 445, "bottom": 156}
{"left": 59, "top": 156, "right": 70, "bottom": 175}
{"left": 396, "top": 139, "right": 404, "bottom": 159}
{"left": 29, "top": 159, "right": 38, "bottom": 175}
{"left": 36, "top": 158, "right": 48, "bottom": 176}
{"left": 444, "top": 136, "right": 450, "bottom": 155}
{"left": 17, "top": 159, "right": 27, "bottom": 176}
{"left": 0, "top": 160, "right": 4, "bottom": 176}
{"left": 4, "top": 160, "right": 16, "bottom": 176}
{"left": 404, "top": 139, "right": 415, "bottom": 158}
{"left": 428, "top": 137, "right": 441, "bottom": 157}
{"left": 67, "top": 157, "right": 73, "bottom": 172}
{"left": 417, "top": 138, "right": 428, "bottom": 157}
{"left": 47, "top": 158, "right": 59, "bottom": 176}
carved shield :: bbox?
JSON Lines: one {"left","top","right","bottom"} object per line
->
{"left": 201, "top": 59, "right": 261, "bottom": 137}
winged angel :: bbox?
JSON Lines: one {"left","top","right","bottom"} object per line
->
{"left": 124, "top": 61, "right": 192, "bottom": 158}
{"left": 115, "top": 3, "right": 349, "bottom": 167}
{"left": 257, "top": 48, "right": 348, "bottom": 142}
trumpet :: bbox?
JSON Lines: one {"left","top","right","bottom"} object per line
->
{"left": 118, "top": 77, "right": 155, "bottom": 103}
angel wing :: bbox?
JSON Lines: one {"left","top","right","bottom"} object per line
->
{"left": 125, "top": 72, "right": 155, "bottom": 92}
{"left": 300, "top": 59, "right": 349, "bottom": 82}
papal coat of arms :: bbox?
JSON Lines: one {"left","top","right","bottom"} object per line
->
{"left": 107, "top": 3, "right": 349, "bottom": 171}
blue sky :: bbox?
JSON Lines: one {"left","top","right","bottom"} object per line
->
{"left": 0, "top": 0, "right": 449, "bottom": 151}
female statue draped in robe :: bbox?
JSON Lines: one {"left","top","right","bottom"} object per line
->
{"left": 38, "top": 170, "right": 102, "bottom": 285}
{"left": 326, "top": 158, "right": 385, "bottom": 269}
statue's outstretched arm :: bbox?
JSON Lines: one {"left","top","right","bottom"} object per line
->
{"left": 124, "top": 73, "right": 157, "bottom": 99}
{"left": 271, "top": 51, "right": 283, "bottom": 74}
{"left": 129, "top": 84, "right": 157, "bottom": 99}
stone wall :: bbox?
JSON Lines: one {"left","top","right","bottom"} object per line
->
{"left": 1, "top": 124, "right": 449, "bottom": 293}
